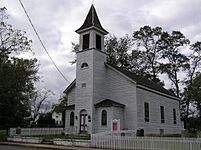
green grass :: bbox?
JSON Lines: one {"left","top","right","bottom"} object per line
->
{"left": 26, "top": 134, "right": 90, "bottom": 140}
{"left": 146, "top": 133, "right": 183, "bottom": 137}
{"left": 163, "top": 134, "right": 181, "bottom": 137}
{"left": 0, "top": 130, "right": 8, "bottom": 141}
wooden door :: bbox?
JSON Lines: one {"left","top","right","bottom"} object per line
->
{"left": 80, "top": 114, "right": 87, "bottom": 133}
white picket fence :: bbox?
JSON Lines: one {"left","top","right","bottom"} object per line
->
{"left": 10, "top": 128, "right": 64, "bottom": 136}
{"left": 91, "top": 134, "right": 201, "bottom": 150}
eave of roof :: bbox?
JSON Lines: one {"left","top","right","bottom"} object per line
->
{"left": 95, "top": 99, "right": 125, "bottom": 108}
{"left": 66, "top": 104, "right": 75, "bottom": 110}
{"left": 64, "top": 79, "right": 76, "bottom": 94}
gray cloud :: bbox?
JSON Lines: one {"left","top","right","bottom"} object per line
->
{"left": 2, "top": 0, "right": 201, "bottom": 103}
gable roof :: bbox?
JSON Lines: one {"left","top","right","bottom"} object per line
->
{"left": 94, "top": 99, "right": 125, "bottom": 108}
{"left": 64, "top": 79, "right": 76, "bottom": 94}
{"left": 106, "top": 64, "right": 177, "bottom": 98}
{"left": 75, "top": 5, "right": 108, "bottom": 34}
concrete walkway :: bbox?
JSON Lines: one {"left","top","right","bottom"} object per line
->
{"left": 0, "top": 142, "right": 110, "bottom": 150}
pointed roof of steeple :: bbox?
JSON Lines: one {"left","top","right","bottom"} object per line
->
{"left": 75, "top": 5, "right": 108, "bottom": 34}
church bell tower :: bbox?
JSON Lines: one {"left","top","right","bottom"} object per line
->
{"left": 74, "top": 5, "right": 108, "bottom": 134}
{"left": 75, "top": 5, "right": 108, "bottom": 51}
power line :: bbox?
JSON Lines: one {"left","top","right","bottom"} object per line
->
{"left": 18, "top": 0, "right": 70, "bottom": 84}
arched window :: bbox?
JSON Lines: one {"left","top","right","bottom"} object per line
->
{"left": 101, "top": 110, "right": 107, "bottom": 126}
{"left": 70, "top": 112, "right": 74, "bottom": 126}
{"left": 81, "top": 62, "right": 88, "bottom": 69}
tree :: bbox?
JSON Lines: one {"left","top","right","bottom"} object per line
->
{"left": 0, "top": 57, "right": 38, "bottom": 126}
{"left": 37, "top": 112, "right": 55, "bottom": 127}
{"left": 0, "top": 7, "right": 38, "bottom": 127}
{"left": 0, "top": 7, "right": 32, "bottom": 54}
{"left": 132, "top": 26, "right": 163, "bottom": 82}
{"left": 188, "top": 73, "right": 201, "bottom": 117}
{"left": 159, "top": 31, "right": 190, "bottom": 97}
{"left": 53, "top": 93, "right": 68, "bottom": 126}
{"left": 29, "top": 89, "right": 53, "bottom": 125}
{"left": 53, "top": 93, "right": 68, "bottom": 112}
{"left": 188, "top": 117, "right": 201, "bottom": 131}
{"left": 182, "top": 72, "right": 201, "bottom": 131}
{"left": 70, "top": 42, "right": 79, "bottom": 64}
{"left": 105, "top": 34, "right": 164, "bottom": 85}
{"left": 105, "top": 34, "right": 132, "bottom": 69}
{"left": 181, "top": 41, "right": 201, "bottom": 128}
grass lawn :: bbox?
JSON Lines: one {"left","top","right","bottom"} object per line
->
{"left": 26, "top": 134, "right": 90, "bottom": 140}
{"left": 0, "top": 130, "right": 8, "bottom": 141}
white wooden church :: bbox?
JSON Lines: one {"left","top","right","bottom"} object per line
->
{"left": 64, "top": 5, "right": 183, "bottom": 135}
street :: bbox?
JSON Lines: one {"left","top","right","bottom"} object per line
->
{"left": 0, "top": 144, "right": 101, "bottom": 150}
{"left": 0, "top": 145, "right": 51, "bottom": 150}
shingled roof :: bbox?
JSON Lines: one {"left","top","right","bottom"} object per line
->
{"left": 106, "top": 64, "right": 177, "bottom": 98}
{"left": 75, "top": 5, "right": 108, "bottom": 34}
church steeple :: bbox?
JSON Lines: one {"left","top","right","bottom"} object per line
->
{"left": 76, "top": 5, "right": 108, "bottom": 35}
{"left": 76, "top": 5, "right": 108, "bottom": 52}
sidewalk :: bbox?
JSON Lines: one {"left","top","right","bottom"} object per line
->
{"left": 0, "top": 142, "right": 110, "bottom": 150}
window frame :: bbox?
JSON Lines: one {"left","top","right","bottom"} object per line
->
{"left": 96, "top": 34, "right": 102, "bottom": 50}
{"left": 173, "top": 109, "right": 177, "bottom": 124}
{"left": 101, "top": 110, "right": 107, "bottom": 126}
{"left": 82, "top": 34, "right": 90, "bottom": 50}
{"left": 160, "top": 106, "right": 165, "bottom": 123}
{"left": 144, "top": 102, "right": 149, "bottom": 122}
{"left": 70, "top": 112, "right": 74, "bottom": 126}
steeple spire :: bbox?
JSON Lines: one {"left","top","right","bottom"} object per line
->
{"left": 76, "top": 5, "right": 108, "bottom": 35}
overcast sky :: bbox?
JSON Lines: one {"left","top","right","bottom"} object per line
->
{"left": 1, "top": 0, "right": 201, "bottom": 103}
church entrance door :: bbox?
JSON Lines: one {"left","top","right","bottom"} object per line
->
{"left": 80, "top": 109, "right": 87, "bottom": 133}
